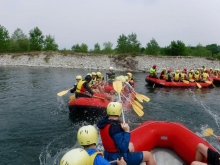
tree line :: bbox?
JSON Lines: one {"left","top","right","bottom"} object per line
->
{"left": 1, "top": 24, "right": 220, "bottom": 59}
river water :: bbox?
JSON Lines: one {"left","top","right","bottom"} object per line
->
{"left": 0, "top": 66, "right": 219, "bottom": 165}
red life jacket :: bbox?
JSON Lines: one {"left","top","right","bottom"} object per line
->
{"left": 99, "top": 124, "right": 118, "bottom": 152}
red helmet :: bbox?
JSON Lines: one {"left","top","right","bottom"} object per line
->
{"left": 168, "top": 69, "right": 172, "bottom": 72}
{"left": 153, "top": 64, "right": 156, "bottom": 69}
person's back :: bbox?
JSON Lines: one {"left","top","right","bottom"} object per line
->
{"left": 97, "top": 102, "right": 156, "bottom": 165}
{"left": 75, "top": 75, "right": 94, "bottom": 98}
{"left": 77, "top": 125, "right": 126, "bottom": 165}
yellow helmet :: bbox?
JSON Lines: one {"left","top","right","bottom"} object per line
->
{"left": 176, "top": 70, "right": 180, "bottom": 73}
{"left": 127, "top": 72, "right": 132, "bottom": 77}
{"left": 120, "top": 76, "right": 126, "bottom": 83}
{"left": 163, "top": 68, "right": 166, "bottom": 71}
{"left": 76, "top": 75, "right": 82, "bottom": 80}
{"left": 92, "top": 72, "right": 96, "bottom": 76}
{"left": 196, "top": 71, "right": 199, "bottom": 74}
{"left": 87, "top": 73, "right": 92, "bottom": 76}
{"left": 124, "top": 76, "right": 128, "bottom": 81}
{"left": 60, "top": 148, "right": 90, "bottom": 165}
{"left": 96, "top": 72, "right": 102, "bottom": 78}
{"left": 107, "top": 102, "right": 122, "bottom": 116}
{"left": 77, "top": 125, "right": 98, "bottom": 146}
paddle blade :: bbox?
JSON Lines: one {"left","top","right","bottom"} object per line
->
{"left": 132, "top": 104, "right": 144, "bottom": 117}
{"left": 203, "top": 128, "right": 214, "bottom": 137}
{"left": 57, "top": 89, "right": 69, "bottom": 96}
{"left": 134, "top": 94, "right": 143, "bottom": 102}
{"left": 182, "top": 80, "right": 189, "bottom": 84}
{"left": 137, "top": 93, "right": 150, "bottom": 102}
{"left": 132, "top": 100, "right": 143, "bottom": 109}
{"left": 196, "top": 82, "right": 202, "bottom": 88}
{"left": 113, "top": 80, "right": 123, "bottom": 94}
{"left": 205, "top": 80, "right": 212, "bottom": 84}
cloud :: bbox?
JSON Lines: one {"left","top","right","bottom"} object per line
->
{"left": 1, "top": 0, "right": 220, "bottom": 49}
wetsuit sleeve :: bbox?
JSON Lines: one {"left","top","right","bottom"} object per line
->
{"left": 70, "top": 85, "right": 76, "bottom": 93}
{"left": 84, "top": 82, "right": 94, "bottom": 96}
{"left": 94, "top": 155, "right": 110, "bottom": 165}
{"left": 112, "top": 132, "right": 130, "bottom": 153}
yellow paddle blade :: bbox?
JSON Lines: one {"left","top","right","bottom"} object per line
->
{"left": 57, "top": 89, "right": 69, "bottom": 96}
{"left": 137, "top": 93, "right": 150, "bottom": 102}
{"left": 203, "top": 128, "right": 214, "bottom": 136}
{"left": 182, "top": 80, "right": 189, "bottom": 84}
{"left": 205, "top": 80, "right": 212, "bottom": 84}
{"left": 132, "top": 100, "right": 143, "bottom": 109}
{"left": 69, "top": 94, "right": 75, "bottom": 100}
{"left": 113, "top": 80, "right": 123, "bottom": 94}
{"left": 132, "top": 103, "right": 144, "bottom": 117}
{"left": 189, "top": 79, "right": 194, "bottom": 82}
{"left": 195, "top": 82, "right": 202, "bottom": 88}
{"left": 134, "top": 94, "right": 143, "bottom": 102}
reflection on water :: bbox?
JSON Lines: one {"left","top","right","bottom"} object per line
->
{"left": 0, "top": 67, "right": 219, "bottom": 165}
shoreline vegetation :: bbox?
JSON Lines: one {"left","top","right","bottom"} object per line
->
{"left": 1, "top": 25, "right": 220, "bottom": 72}
{"left": 1, "top": 52, "right": 220, "bottom": 72}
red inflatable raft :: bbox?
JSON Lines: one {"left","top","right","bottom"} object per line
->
{"left": 210, "top": 75, "right": 220, "bottom": 86}
{"left": 145, "top": 76, "right": 213, "bottom": 87}
{"left": 131, "top": 121, "right": 217, "bottom": 165}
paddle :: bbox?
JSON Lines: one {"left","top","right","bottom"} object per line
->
{"left": 203, "top": 128, "right": 217, "bottom": 138}
{"left": 182, "top": 80, "right": 189, "bottom": 84}
{"left": 120, "top": 93, "right": 144, "bottom": 117}
{"left": 189, "top": 79, "right": 201, "bottom": 88}
{"left": 57, "top": 89, "right": 71, "bottom": 96}
{"left": 113, "top": 80, "right": 125, "bottom": 123}
{"left": 205, "top": 80, "right": 216, "bottom": 88}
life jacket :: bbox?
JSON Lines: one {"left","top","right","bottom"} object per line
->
{"left": 129, "top": 78, "right": 135, "bottom": 87}
{"left": 180, "top": 73, "right": 186, "bottom": 80}
{"left": 76, "top": 80, "right": 86, "bottom": 94}
{"left": 107, "top": 72, "right": 115, "bottom": 80}
{"left": 89, "top": 151, "right": 103, "bottom": 165}
{"left": 194, "top": 74, "right": 200, "bottom": 81}
{"left": 188, "top": 73, "right": 194, "bottom": 79}
{"left": 149, "top": 68, "right": 155, "bottom": 76}
{"left": 202, "top": 73, "right": 209, "bottom": 80}
{"left": 164, "top": 73, "right": 168, "bottom": 80}
{"left": 91, "top": 77, "right": 97, "bottom": 86}
{"left": 174, "top": 73, "right": 180, "bottom": 81}
{"left": 160, "top": 71, "right": 165, "bottom": 77}
{"left": 99, "top": 124, "right": 118, "bottom": 152}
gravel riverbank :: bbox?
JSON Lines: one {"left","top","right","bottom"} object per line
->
{"left": 1, "top": 52, "right": 220, "bottom": 72}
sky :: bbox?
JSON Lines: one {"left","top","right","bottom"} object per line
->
{"left": 1, "top": 0, "right": 220, "bottom": 50}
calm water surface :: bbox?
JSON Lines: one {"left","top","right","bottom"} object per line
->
{"left": 0, "top": 66, "right": 219, "bottom": 165}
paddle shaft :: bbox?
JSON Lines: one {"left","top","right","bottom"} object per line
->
{"left": 118, "top": 93, "right": 125, "bottom": 123}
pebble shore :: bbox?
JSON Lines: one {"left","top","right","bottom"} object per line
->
{"left": 0, "top": 52, "right": 220, "bottom": 72}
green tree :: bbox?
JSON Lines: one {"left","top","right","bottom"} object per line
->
{"left": 0, "top": 25, "right": 10, "bottom": 52}
{"left": 71, "top": 44, "right": 81, "bottom": 52}
{"left": 144, "top": 38, "right": 160, "bottom": 55}
{"left": 116, "top": 34, "right": 128, "bottom": 54}
{"left": 102, "top": 42, "right": 113, "bottom": 54}
{"left": 206, "top": 44, "right": 219, "bottom": 55}
{"left": 29, "top": 27, "right": 44, "bottom": 51}
{"left": 169, "top": 40, "right": 186, "bottom": 56}
{"left": 127, "top": 32, "right": 141, "bottom": 54}
{"left": 93, "top": 43, "right": 101, "bottom": 53}
{"left": 80, "top": 43, "right": 88, "bottom": 53}
{"left": 10, "top": 28, "right": 29, "bottom": 52}
{"left": 43, "top": 35, "right": 58, "bottom": 51}
{"left": 191, "top": 44, "right": 212, "bottom": 57}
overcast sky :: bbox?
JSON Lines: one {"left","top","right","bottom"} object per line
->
{"left": 1, "top": 0, "right": 220, "bottom": 50}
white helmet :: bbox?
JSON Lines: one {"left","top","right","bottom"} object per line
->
{"left": 109, "top": 66, "right": 114, "bottom": 70}
{"left": 60, "top": 148, "right": 90, "bottom": 165}
{"left": 77, "top": 125, "right": 98, "bottom": 146}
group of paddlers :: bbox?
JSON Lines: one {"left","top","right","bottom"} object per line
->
{"left": 69, "top": 67, "right": 135, "bottom": 101}
{"left": 149, "top": 64, "right": 220, "bottom": 82}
